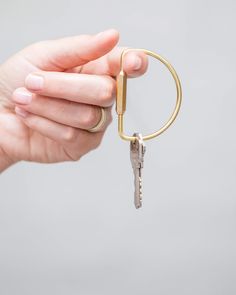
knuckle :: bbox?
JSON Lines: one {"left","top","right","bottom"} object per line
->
{"left": 25, "top": 116, "right": 36, "bottom": 128}
{"left": 99, "top": 78, "right": 115, "bottom": 106}
{"left": 62, "top": 127, "right": 77, "bottom": 142}
{"left": 81, "top": 107, "right": 100, "bottom": 129}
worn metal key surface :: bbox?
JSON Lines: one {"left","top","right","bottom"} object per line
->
{"left": 130, "top": 133, "right": 146, "bottom": 209}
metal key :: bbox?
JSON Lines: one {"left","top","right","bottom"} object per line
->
{"left": 130, "top": 133, "right": 146, "bottom": 209}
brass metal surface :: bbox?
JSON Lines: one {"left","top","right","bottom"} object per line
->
{"left": 116, "top": 48, "right": 182, "bottom": 141}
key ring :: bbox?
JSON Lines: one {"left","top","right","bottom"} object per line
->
{"left": 116, "top": 48, "right": 182, "bottom": 141}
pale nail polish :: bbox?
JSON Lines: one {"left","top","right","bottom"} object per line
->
{"left": 96, "top": 30, "right": 106, "bottom": 37}
{"left": 13, "top": 88, "right": 32, "bottom": 104}
{"left": 25, "top": 74, "right": 44, "bottom": 91}
{"left": 15, "top": 106, "right": 28, "bottom": 118}
{"left": 96, "top": 29, "right": 117, "bottom": 38}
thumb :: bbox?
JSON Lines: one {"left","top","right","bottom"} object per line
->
{"left": 22, "top": 29, "right": 119, "bottom": 71}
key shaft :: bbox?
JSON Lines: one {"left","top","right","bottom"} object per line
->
{"left": 130, "top": 133, "right": 146, "bottom": 209}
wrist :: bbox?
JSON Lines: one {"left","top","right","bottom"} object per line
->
{"left": 0, "top": 146, "right": 17, "bottom": 173}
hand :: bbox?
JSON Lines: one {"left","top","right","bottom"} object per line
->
{"left": 0, "top": 29, "right": 148, "bottom": 171}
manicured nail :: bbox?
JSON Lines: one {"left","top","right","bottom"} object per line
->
{"left": 25, "top": 73, "right": 44, "bottom": 91}
{"left": 133, "top": 56, "right": 142, "bottom": 71}
{"left": 13, "top": 88, "right": 32, "bottom": 104}
{"left": 15, "top": 106, "right": 29, "bottom": 118}
{"left": 96, "top": 29, "right": 117, "bottom": 38}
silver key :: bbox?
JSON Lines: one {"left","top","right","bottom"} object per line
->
{"left": 130, "top": 133, "right": 146, "bottom": 209}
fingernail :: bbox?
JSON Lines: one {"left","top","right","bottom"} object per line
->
{"left": 15, "top": 106, "right": 29, "bottom": 118}
{"left": 133, "top": 56, "right": 142, "bottom": 71}
{"left": 25, "top": 73, "right": 44, "bottom": 91}
{"left": 96, "top": 30, "right": 107, "bottom": 38}
{"left": 96, "top": 29, "right": 117, "bottom": 38}
{"left": 13, "top": 88, "right": 32, "bottom": 104}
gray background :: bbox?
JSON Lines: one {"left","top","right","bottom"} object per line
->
{"left": 0, "top": 0, "right": 236, "bottom": 294}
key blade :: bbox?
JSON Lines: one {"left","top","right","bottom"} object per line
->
{"left": 130, "top": 133, "right": 146, "bottom": 209}
{"left": 134, "top": 167, "right": 142, "bottom": 209}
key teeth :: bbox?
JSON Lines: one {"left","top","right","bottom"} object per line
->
{"left": 139, "top": 177, "right": 143, "bottom": 201}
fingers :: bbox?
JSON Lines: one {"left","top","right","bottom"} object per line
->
{"left": 22, "top": 29, "right": 119, "bottom": 71}
{"left": 14, "top": 107, "right": 105, "bottom": 161}
{"left": 12, "top": 87, "right": 112, "bottom": 131}
{"left": 108, "top": 48, "right": 148, "bottom": 78}
{"left": 24, "top": 72, "right": 116, "bottom": 107}
{"left": 79, "top": 47, "right": 149, "bottom": 78}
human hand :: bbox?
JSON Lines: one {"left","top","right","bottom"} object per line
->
{"left": 0, "top": 29, "right": 148, "bottom": 171}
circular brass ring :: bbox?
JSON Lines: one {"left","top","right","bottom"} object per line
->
{"left": 88, "top": 107, "right": 107, "bottom": 133}
{"left": 118, "top": 48, "right": 182, "bottom": 141}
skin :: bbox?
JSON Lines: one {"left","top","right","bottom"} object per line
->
{"left": 0, "top": 29, "right": 148, "bottom": 172}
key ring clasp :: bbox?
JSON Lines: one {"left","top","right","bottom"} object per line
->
{"left": 116, "top": 48, "right": 182, "bottom": 141}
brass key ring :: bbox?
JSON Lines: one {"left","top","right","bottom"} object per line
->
{"left": 116, "top": 48, "right": 182, "bottom": 141}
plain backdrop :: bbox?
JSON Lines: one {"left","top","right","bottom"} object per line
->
{"left": 0, "top": 0, "right": 236, "bottom": 294}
